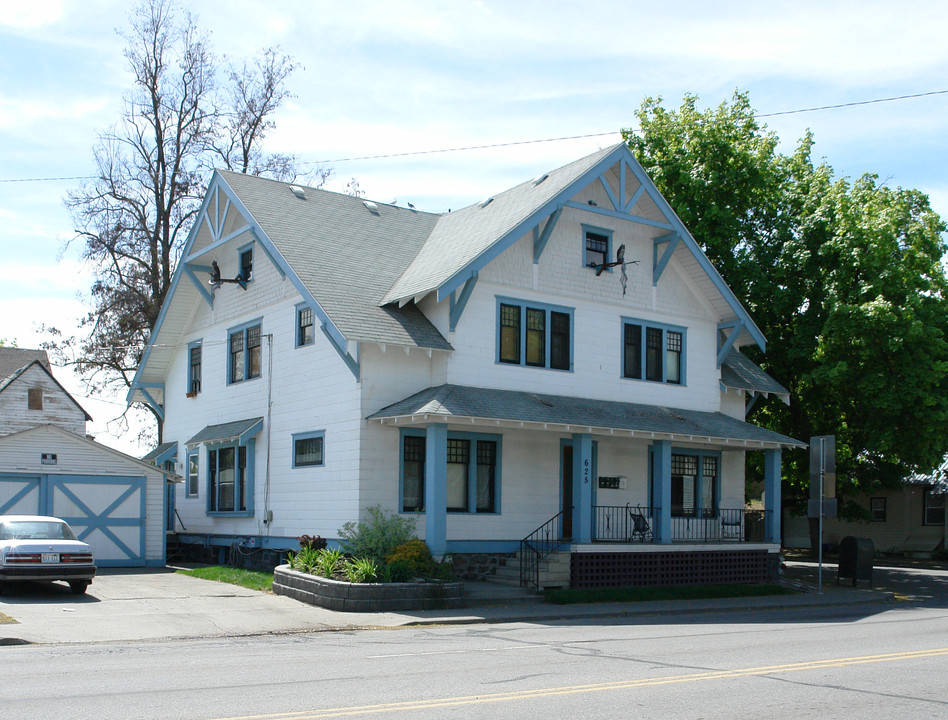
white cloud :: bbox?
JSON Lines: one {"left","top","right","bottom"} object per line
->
{"left": 0, "top": 1, "right": 65, "bottom": 28}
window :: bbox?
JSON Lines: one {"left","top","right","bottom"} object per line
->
{"left": 666, "top": 451, "right": 718, "bottom": 517}
{"left": 293, "top": 431, "right": 324, "bottom": 468}
{"left": 623, "top": 319, "right": 685, "bottom": 385}
{"left": 186, "top": 452, "right": 199, "bottom": 497}
{"left": 583, "top": 225, "right": 612, "bottom": 270}
{"left": 923, "top": 488, "right": 945, "bottom": 526}
{"left": 870, "top": 497, "right": 886, "bottom": 522}
{"left": 208, "top": 443, "right": 249, "bottom": 513}
{"left": 239, "top": 247, "right": 253, "bottom": 282}
{"left": 402, "top": 435, "right": 425, "bottom": 512}
{"left": 27, "top": 387, "right": 43, "bottom": 410}
{"left": 497, "top": 298, "right": 572, "bottom": 371}
{"left": 229, "top": 322, "right": 262, "bottom": 384}
{"left": 297, "top": 305, "right": 315, "bottom": 347}
{"left": 401, "top": 432, "right": 500, "bottom": 514}
{"left": 188, "top": 342, "right": 202, "bottom": 394}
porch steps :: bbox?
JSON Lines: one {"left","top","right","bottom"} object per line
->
{"left": 487, "top": 550, "right": 571, "bottom": 590}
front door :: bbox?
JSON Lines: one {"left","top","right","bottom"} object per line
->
{"left": 561, "top": 445, "right": 573, "bottom": 539}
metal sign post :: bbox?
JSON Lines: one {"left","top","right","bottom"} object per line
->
{"left": 808, "top": 435, "right": 836, "bottom": 594}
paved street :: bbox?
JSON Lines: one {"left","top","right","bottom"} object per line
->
{"left": 1, "top": 563, "right": 947, "bottom": 719}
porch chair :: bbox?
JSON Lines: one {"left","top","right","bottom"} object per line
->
{"left": 626, "top": 504, "right": 653, "bottom": 543}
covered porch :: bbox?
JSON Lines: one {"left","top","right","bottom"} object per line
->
{"left": 368, "top": 384, "right": 805, "bottom": 588}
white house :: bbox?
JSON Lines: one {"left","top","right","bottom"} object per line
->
{"left": 0, "top": 348, "right": 168, "bottom": 567}
{"left": 128, "top": 143, "right": 804, "bottom": 588}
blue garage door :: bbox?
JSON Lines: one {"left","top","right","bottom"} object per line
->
{"left": 0, "top": 474, "right": 146, "bottom": 567}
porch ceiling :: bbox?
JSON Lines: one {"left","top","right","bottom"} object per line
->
{"left": 367, "top": 384, "right": 806, "bottom": 450}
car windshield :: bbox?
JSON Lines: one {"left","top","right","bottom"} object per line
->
{"left": 0, "top": 521, "right": 78, "bottom": 541}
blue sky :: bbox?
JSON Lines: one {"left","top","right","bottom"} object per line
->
{"left": 1, "top": 0, "right": 946, "bottom": 453}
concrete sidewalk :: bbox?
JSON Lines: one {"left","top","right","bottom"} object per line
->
{"left": 0, "top": 562, "right": 893, "bottom": 646}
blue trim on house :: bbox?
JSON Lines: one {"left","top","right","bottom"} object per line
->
{"left": 204, "top": 437, "right": 256, "bottom": 517}
{"left": 187, "top": 339, "right": 202, "bottom": 395}
{"left": 581, "top": 223, "right": 614, "bottom": 272}
{"left": 152, "top": 442, "right": 178, "bottom": 468}
{"left": 446, "top": 540, "right": 521, "bottom": 554}
{"left": 226, "top": 317, "right": 263, "bottom": 385}
{"left": 652, "top": 232, "right": 681, "bottom": 285}
{"left": 0, "top": 475, "right": 41, "bottom": 514}
{"left": 620, "top": 316, "right": 688, "bottom": 386}
{"left": 449, "top": 273, "right": 478, "bottom": 332}
{"left": 295, "top": 302, "right": 315, "bottom": 348}
{"left": 183, "top": 263, "right": 215, "bottom": 306}
{"left": 717, "top": 320, "right": 744, "bottom": 367}
{"left": 320, "top": 324, "right": 360, "bottom": 379}
{"left": 186, "top": 449, "right": 199, "bottom": 498}
{"left": 495, "top": 295, "right": 574, "bottom": 372}
{"left": 291, "top": 430, "right": 326, "bottom": 468}
{"left": 533, "top": 207, "right": 562, "bottom": 263}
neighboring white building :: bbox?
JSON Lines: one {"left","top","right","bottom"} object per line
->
{"left": 129, "top": 144, "right": 804, "bottom": 587}
{"left": 0, "top": 348, "right": 168, "bottom": 567}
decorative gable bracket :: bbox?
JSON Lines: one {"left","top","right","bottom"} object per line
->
{"left": 652, "top": 232, "right": 681, "bottom": 286}
{"left": 449, "top": 273, "right": 478, "bottom": 332}
{"left": 717, "top": 320, "right": 745, "bottom": 367}
{"left": 133, "top": 382, "right": 165, "bottom": 422}
{"left": 532, "top": 208, "right": 563, "bottom": 264}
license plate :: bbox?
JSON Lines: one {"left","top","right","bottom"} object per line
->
{"left": 41, "top": 553, "right": 60, "bottom": 563}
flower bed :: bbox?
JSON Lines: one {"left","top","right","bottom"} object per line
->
{"left": 273, "top": 565, "right": 464, "bottom": 612}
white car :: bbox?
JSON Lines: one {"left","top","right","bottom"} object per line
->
{"left": 0, "top": 515, "right": 96, "bottom": 595}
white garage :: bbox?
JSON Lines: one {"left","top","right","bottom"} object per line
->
{"left": 0, "top": 425, "right": 169, "bottom": 567}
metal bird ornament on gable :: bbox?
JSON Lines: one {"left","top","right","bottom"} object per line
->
{"left": 591, "top": 244, "right": 638, "bottom": 296}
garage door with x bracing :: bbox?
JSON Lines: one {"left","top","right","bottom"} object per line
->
{"left": 0, "top": 474, "right": 146, "bottom": 567}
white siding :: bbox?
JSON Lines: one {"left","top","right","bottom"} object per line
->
{"left": 0, "top": 365, "right": 87, "bottom": 437}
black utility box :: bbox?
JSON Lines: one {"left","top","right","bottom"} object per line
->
{"left": 837, "top": 536, "right": 874, "bottom": 587}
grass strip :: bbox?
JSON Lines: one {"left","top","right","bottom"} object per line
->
{"left": 545, "top": 583, "right": 794, "bottom": 605}
{"left": 176, "top": 565, "right": 273, "bottom": 592}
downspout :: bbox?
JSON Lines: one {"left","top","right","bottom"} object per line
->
{"left": 264, "top": 333, "right": 274, "bottom": 536}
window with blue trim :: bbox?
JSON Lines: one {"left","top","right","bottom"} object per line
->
{"left": 583, "top": 225, "right": 613, "bottom": 270}
{"left": 229, "top": 322, "right": 261, "bottom": 383}
{"left": 187, "top": 341, "right": 202, "bottom": 395}
{"left": 186, "top": 451, "right": 199, "bottom": 497}
{"left": 208, "top": 443, "right": 251, "bottom": 514}
{"left": 497, "top": 298, "right": 571, "bottom": 371}
{"left": 293, "top": 431, "right": 324, "bottom": 468}
{"left": 400, "top": 432, "right": 500, "bottom": 514}
{"left": 669, "top": 452, "right": 718, "bottom": 518}
{"left": 239, "top": 247, "right": 253, "bottom": 283}
{"left": 296, "top": 305, "right": 314, "bottom": 347}
{"left": 623, "top": 319, "right": 684, "bottom": 384}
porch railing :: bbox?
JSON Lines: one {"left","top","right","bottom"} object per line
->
{"left": 592, "top": 506, "right": 768, "bottom": 543}
{"left": 520, "top": 511, "right": 568, "bottom": 591}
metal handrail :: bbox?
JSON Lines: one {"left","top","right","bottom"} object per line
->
{"left": 520, "top": 511, "right": 568, "bottom": 591}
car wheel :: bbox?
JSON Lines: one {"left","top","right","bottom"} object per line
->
{"left": 69, "top": 581, "right": 89, "bottom": 595}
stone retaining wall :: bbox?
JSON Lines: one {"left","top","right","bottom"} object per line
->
{"left": 273, "top": 565, "right": 464, "bottom": 612}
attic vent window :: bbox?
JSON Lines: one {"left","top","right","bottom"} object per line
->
{"left": 28, "top": 387, "right": 43, "bottom": 410}
{"left": 477, "top": 197, "right": 494, "bottom": 208}
{"left": 290, "top": 185, "right": 306, "bottom": 199}
{"left": 531, "top": 173, "right": 549, "bottom": 186}
{"left": 363, "top": 200, "right": 380, "bottom": 216}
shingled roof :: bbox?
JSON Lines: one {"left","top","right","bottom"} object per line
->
{"left": 0, "top": 347, "right": 50, "bottom": 380}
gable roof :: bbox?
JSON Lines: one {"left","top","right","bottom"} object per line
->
{"left": 0, "top": 358, "right": 92, "bottom": 421}
{"left": 0, "top": 347, "right": 50, "bottom": 380}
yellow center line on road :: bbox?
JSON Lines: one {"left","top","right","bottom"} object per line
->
{"left": 214, "top": 647, "right": 948, "bottom": 720}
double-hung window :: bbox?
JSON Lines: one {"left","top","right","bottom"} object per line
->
{"left": 400, "top": 432, "right": 500, "bottom": 514}
{"left": 208, "top": 444, "right": 248, "bottom": 513}
{"left": 229, "top": 322, "right": 262, "bottom": 384}
{"left": 296, "top": 305, "right": 315, "bottom": 347}
{"left": 623, "top": 319, "right": 685, "bottom": 384}
{"left": 186, "top": 451, "right": 199, "bottom": 497}
{"left": 239, "top": 246, "right": 253, "bottom": 283}
{"left": 188, "top": 341, "right": 202, "bottom": 394}
{"left": 497, "top": 297, "right": 572, "bottom": 371}
{"left": 923, "top": 488, "right": 945, "bottom": 526}
{"left": 665, "top": 451, "right": 718, "bottom": 518}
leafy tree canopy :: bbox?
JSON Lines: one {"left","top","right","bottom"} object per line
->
{"left": 625, "top": 92, "right": 948, "bottom": 509}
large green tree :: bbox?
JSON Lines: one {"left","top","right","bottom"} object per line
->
{"left": 625, "top": 92, "right": 948, "bottom": 511}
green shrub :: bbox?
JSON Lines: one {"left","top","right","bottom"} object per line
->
{"left": 314, "top": 548, "right": 346, "bottom": 578}
{"left": 344, "top": 556, "right": 379, "bottom": 583}
{"left": 287, "top": 545, "right": 323, "bottom": 574}
{"left": 386, "top": 538, "right": 435, "bottom": 579}
{"left": 338, "top": 505, "right": 417, "bottom": 565}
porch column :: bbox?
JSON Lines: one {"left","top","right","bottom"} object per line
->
{"left": 652, "top": 440, "right": 672, "bottom": 543}
{"left": 424, "top": 424, "right": 448, "bottom": 556}
{"left": 572, "top": 433, "right": 594, "bottom": 543}
{"left": 764, "top": 448, "right": 782, "bottom": 544}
